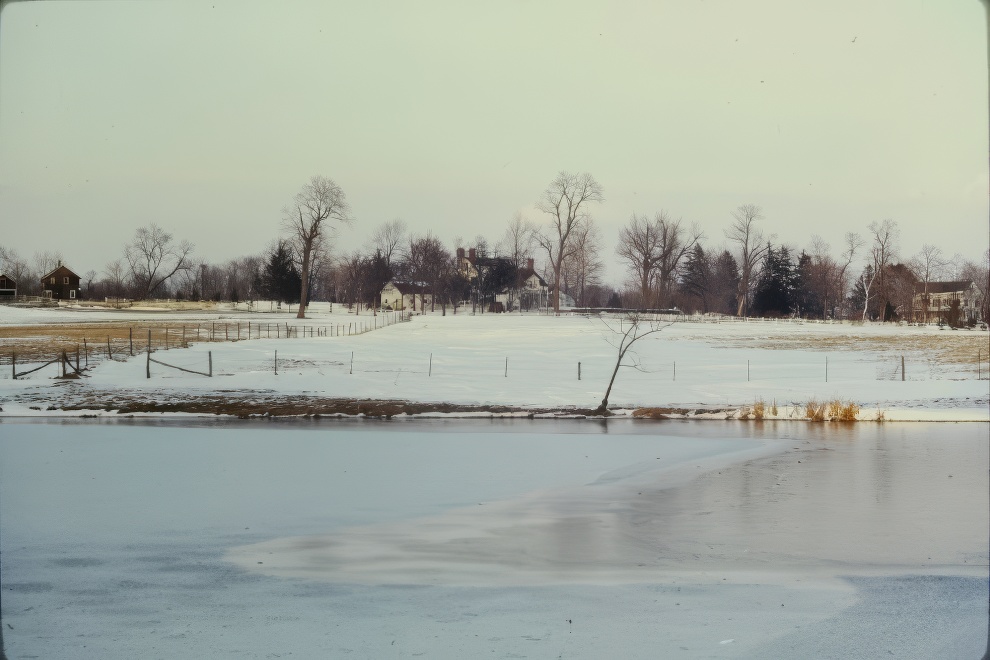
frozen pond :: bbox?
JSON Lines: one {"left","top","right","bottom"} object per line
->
{"left": 0, "top": 418, "right": 987, "bottom": 658}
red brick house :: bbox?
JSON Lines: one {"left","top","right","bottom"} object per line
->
{"left": 41, "top": 264, "right": 82, "bottom": 301}
{"left": 0, "top": 274, "right": 16, "bottom": 299}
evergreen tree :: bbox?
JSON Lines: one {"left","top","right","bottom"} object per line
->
{"left": 256, "top": 241, "right": 301, "bottom": 304}
{"left": 793, "top": 251, "right": 820, "bottom": 318}
{"left": 711, "top": 250, "right": 741, "bottom": 315}
{"left": 752, "top": 244, "right": 796, "bottom": 316}
{"left": 681, "top": 244, "right": 711, "bottom": 312}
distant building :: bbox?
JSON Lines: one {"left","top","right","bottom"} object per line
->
{"left": 456, "top": 247, "right": 548, "bottom": 312}
{"left": 40, "top": 263, "right": 81, "bottom": 301}
{"left": 912, "top": 280, "right": 981, "bottom": 324}
{"left": 380, "top": 280, "right": 432, "bottom": 311}
{"left": 0, "top": 274, "right": 16, "bottom": 299}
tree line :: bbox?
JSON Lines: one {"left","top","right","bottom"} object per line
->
{"left": 1, "top": 171, "right": 987, "bottom": 321}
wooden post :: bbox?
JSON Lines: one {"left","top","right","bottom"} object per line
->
{"left": 673, "top": 361, "right": 676, "bottom": 381}
{"left": 165, "top": 327, "right": 168, "bottom": 349}
{"left": 429, "top": 353, "right": 432, "bottom": 377}
{"left": 350, "top": 351, "right": 354, "bottom": 375}
{"left": 208, "top": 351, "right": 213, "bottom": 377}
{"left": 225, "top": 325, "right": 229, "bottom": 341}
{"left": 12, "top": 351, "right": 15, "bottom": 379}
{"left": 747, "top": 360, "right": 750, "bottom": 382}
{"left": 275, "top": 350, "right": 278, "bottom": 375}
{"left": 504, "top": 357, "right": 508, "bottom": 377}
{"left": 61, "top": 351, "right": 66, "bottom": 378}
{"left": 901, "top": 355, "right": 905, "bottom": 381}
{"left": 578, "top": 362, "right": 581, "bottom": 380}
{"left": 84, "top": 338, "right": 88, "bottom": 368}
{"left": 129, "top": 327, "right": 134, "bottom": 356}
{"left": 182, "top": 325, "right": 186, "bottom": 347}
{"left": 107, "top": 336, "right": 112, "bottom": 359}
{"left": 76, "top": 346, "right": 80, "bottom": 373}
{"left": 147, "top": 330, "right": 152, "bottom": 378}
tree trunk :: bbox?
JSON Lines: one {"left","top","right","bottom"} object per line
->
{"left": 297, "top": 241, "right": 311, "bottom": 319}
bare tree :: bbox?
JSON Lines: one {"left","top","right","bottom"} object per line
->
{"left": 370, "top": 218, "right": 407, "bottom": 272}
{"left": 908, "top": 243, "right": 947, "bottom": 322}
{"left": 534, "top": 171, "right": 604, "bottom": 314}
{"left": 594, "top": 314, "right": 675, "bottom": 416}
{"left": 655, "top": 215, "right": 703, "bottom": 309}
{"left": 33, "top": 250, "right": 63, "bottom": 279}
{"left": 560, "top": 219, "right": 604, "bottom": 307}
{"left": 616, "top": 213, "right": 664, "bottom": 306}
{"left": 724, "top": 204, "right": 771, "bottom": 316}
{"left": 283, "top": 175, "right": 353, "bottom": 318}
{"left": 867, "top": 219, "right": 899, "bottom": 321}
{"left": 103, "top": 259, "right": 129, "bottom": 306}
{"left": 124, "top": 224, "right": 194, "bottom": 300}
{"left": 959, "top": 249, "right": 990, "bottom": 323}
{"left": 499, "top": 212, "right": 536, "bottom": 311}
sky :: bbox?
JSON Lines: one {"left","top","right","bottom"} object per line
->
{"left": 0, "top": 0, "right": 987, "bottom": 285}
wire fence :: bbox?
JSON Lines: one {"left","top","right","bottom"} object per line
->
{"left": 4, "top": 311, "right": 410, "bottom": 380}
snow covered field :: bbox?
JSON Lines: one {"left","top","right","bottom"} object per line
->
{"left": 0, "top": 304, "right": 987, "bottom": 420}
{"left": 1, "top": 419, "right": 986, "bottom": 659}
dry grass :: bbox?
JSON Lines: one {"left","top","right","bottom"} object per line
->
{"left": 0, "top": 321, "right": 269, "bottom": 364}
{"left": 718, "top": 330, "right": 987, "bottom": 370}
{"left": 805, "top": 399, "right": 826, "bottom": 422}
{"left": 752, "top": 398, "right": 765, "bottom": 420}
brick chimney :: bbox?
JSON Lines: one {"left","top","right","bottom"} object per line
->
{"left": 469, "top": 248, "right": 476, "bottom": 262}
{"left": 527, "top": 258, "right": 534, "bottom": 270}
{"left": 456, "top": 247, "right": 465, "bottom": 259}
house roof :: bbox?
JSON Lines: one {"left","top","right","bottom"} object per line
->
{"left": 913, "top": 280, "right": 974, "bottom": 295}
{"left": 40, "top": 264, "right": 80, "bottom": 281}
{"left": 0, "top": 273, "right": 15, "bottom": 285}
{"left": 518, "top": 267, "right": 547, "bottom": 287}
{"left": 383, "top": 280, "right": 430, "bottom": 295}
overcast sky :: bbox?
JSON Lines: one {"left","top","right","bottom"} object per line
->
{"left": 1, "top": 1, "right": 987, "bottom": 284}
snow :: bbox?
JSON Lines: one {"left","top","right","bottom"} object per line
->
{"left": 1, "top": 305, "right": 987, "bottom": 421}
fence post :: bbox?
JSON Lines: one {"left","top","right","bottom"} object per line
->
{"left": 275, "top": 350, "right": 278, "bottom": 375}
{"left": 504, "top": 357, "right": 508, "bottom": 378}
{"left": 350, "top": 351, "right": 354, "bottom": 375}
{"left": 83, "top": 338, "right": 88, "bottom": 368}
{"left": 165, "top": 327, "right": 168, "bottom": 349}
{"left": 901, "top": 355, "right": 905, "bottom": 381}
{"left": 673, "top": 361, "right": 676, "bottom": 381}
{"left": 129, "top": 327, "right": 133, "bottom": 356}
{"left": 107, "top": 336, "right": 112, "bottom": 359}
{"left": 429, "top": 353, "right": 432, "bottom": 377}
{"left": 825, "top": 356, "right": 828, "bottom": 383}
{"left": 76, "top": 346, "right": 80, "bottom": 373}
{"left": 147, "top": 330, "right": 151, "bottom": 379}
{"left": 578, "top": 362, "right": 581, "bottom": 380}
{"left": 182, "top": 325, "right": 186, "bottom": 347}
{"left": 208, "top": 351, "right": 213, "bottom": 377}
{"left": 747, "top": 360, "right": 750, "bottom": 382}
{"left": 11, "top": 351, "right": 15, "bottom": 380}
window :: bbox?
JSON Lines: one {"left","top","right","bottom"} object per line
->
{"left": 51, "top": 277, "right": 56, "bottom": 284}
{"left": 64, "top": 277, "right": 69, "bottom": 284}
{"left": 69, "top": 290, "right": 76, "bottom": 299}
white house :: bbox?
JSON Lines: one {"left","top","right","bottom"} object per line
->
{"left": 912, "top": 280, "right": 982, "bottom": 324}
{"left": 380, "top": 280, "right": 432, "bottom": 312}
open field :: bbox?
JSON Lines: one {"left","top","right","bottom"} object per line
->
{"left": 0, "top": 304, "right": 987, "bottom": 421}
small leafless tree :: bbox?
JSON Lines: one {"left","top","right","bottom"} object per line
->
{"left": 283, "top": 175, "right": 353, "bottom": 318}
{"left": 534, "top": 171, "right": 604, "bottom": 314}
{"left": 724, "top": 204, "right": 771, "bottom": 316}
{"left": 103, "top": 259, "right": 129, "bottom": 306}
{"left": 123, "top": 224, "right": 194, "bottom": 300}
{"left": 594, "top": 314, "right": 675, "bottom": 416}
{"left": 868, "top": 219, "right": 899, "bottom": 320}
{"left": 370, "top": 218, "right": 407, "bottom": 272}
{"left": 499, "top": 212, "right": 536, "bottom": 311}
{"left": 560, "top": 219, "right": 604, "bottom": 307}
{"left": 616, "top": 213, "right": 664, "bottom": 306}
{"left": 908, "top": 243, "right": 947, "bottom": 322}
